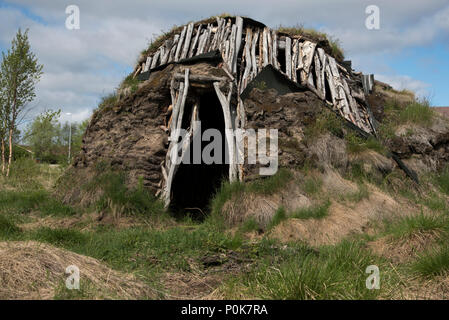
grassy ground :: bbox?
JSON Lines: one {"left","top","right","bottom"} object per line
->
{"left": 0, "top": 158, "right": 449, "bottom": 299}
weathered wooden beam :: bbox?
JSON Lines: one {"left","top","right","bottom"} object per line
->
{"left": 173, "top": 73, "right": 228, "bottom": 82}
{"left": 228, "top": 24, "right": 237, "bottom": 72}
{"left": 234, "top": 16, "right": 244, "bottom": 74}
{"left": 285, "top": 37, "right": 292, "bottom": 78}
{"left": 150, "top": 50, "right": 161, "bottom": 69}
{"left": 272, "top": 30, "right": 278, "bottom": 69}
{"left": 291, "top": 39, "right": 298, "bottom": 82}
{"left": 168, "top": 34, "right": 180, "bottom": 63}
{"left": 180, "top": 22, "right": 194, "bottom": 60}
{"left": 144, "top": 56, "right": 152, "bottom": 72}
{"left": 174, "top": 26, "right": 187, "bottom": 62}
{"left": 214, "top": 82, "right": 237, "bottom": 182}
{"left": 251, "top": 30, "right": 259, "bottom": 78}
{"left": 262, "top": 28, "right": 269, "bottom": 67}
{"left": 241, "top": 28, "right": 253, "bottom": 93}
{"left": 188, "top": 25, "right": 202, "bottom": 58}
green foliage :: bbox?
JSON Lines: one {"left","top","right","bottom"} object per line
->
{"left": 434, "top": 167, "right": 449, "bottom": 196}
{"left": 0, "top": 188, "right": 76, "bottom": 217}
{"left": 303, "top": 176, "right": 322, "bottom": 195}
{"left": 383, "top": 213, "right": 448, "bottom": 239}
{"left": 291, "top": 200, "right": 331, "bottom": 220}
{"left": 98, "top": 93, "right": 118, "bottom": 110}
{"left": 343, "top": 183, "right": 369, "bottom": 203}
{"left": 412, "top": 245, "right": 449, "bottom": 277}
{"left": 241, "top": 240, "right": 383, "bottom": 299}
{"left": 267, "top": 207, "right": 288, "bottom": 230}
{"left": 0, "top": 215, "right": 21, "bottom": 238}
{"left": 304, "top": 108, "right": 343, "bottom": 141}
{"left": 31, "top": 227, "right": 88, "bottom": 247}
{"left": 85, "top": 167, "right": 165, "bottom": 217}
{"left": 378, "top": 98, "right": 434, "bottom": 141}
{"left": 345, "top": 132, "right": 386, "bottom": 154}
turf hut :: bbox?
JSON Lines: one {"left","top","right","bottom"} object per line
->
{"left": 67, "top": 16, "right": 395, "bottom": 213}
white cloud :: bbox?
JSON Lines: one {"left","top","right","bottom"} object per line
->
{"left": 376, "top": 74, "right": 431, "bottom": 98}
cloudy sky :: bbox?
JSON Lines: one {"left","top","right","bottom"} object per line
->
{"left": 1, "top": 0, "right": 448, "bottom": 127}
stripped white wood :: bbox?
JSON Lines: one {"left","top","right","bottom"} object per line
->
{"left": 272, "top": 30, "right": 278, "bottom": 69}
{"left": 228, "top": 24, "right": 237, "bottom": 72}
{"left": 262, "top": 28, "right": 269, "bottom": 67}
{"left": 150, "top": 50, "right": 161, "bottom": 69}
{"left": 174, "top": 26, "right": 187, "bottom": 62}
{"left": 180, "top": 22, "right": 194, "bottom": 60}
{"left": 317, "top": 48, "right": 327, "bottom": 99}
{"left": 251, "top": 30, "right": 259, "bottom": 78}
{"left": 291, "top": 39, "right": 298, "bottom": 82}
{"left": 160, "top": 40, "right": 173, "bottom": 65}
{"left": 189, "top": 25, "right": 202, "bottom": 58}
{"left": 285, "top": 37, "right": 292, "bottom": 78}
{"left": 214, "top": 82, "right": 237, "bottom": 182}
{"left": 241, "top": 28, "right": 253, "bottom": 93}
{"left": 234, "top": 16, "right": 244, "bottom": 73}
{"left": 168, "top": 34, "right": 180, "bottom": 63}
{"left": 144, "top": 56, "right": 152, "bottom": 72}
{"left": 300, "top": 41, "right": 316, "bottom": 84}
{"left": 267, "top": 27, "right": 273, "bottom": 65}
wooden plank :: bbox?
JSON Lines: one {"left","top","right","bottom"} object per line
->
{"left": 285, "top": 37, "right": 292, "bottom": 78}
{"left": 144, "top": 56, "right": 152, "bottom": 72}
{"left": 291, "top": 39, "right": 298, "bottom": 82}
{"left": 317, "top": 48, "right": 327, "bottom": 99}
{"left": 160, "top": 40, "right": 173, "bottom": 65}
{"left": 234, "top": 16, "right": 244, "bottom": 73}
{"left": 181, "top": 22, "right": 194, "bottom": 60}
{"left": 168, "top": 34, "right": 180, "bottom": 63}
{"left": 173, "top": 73, "right": 228, "bottom": 82}
{"left": 164, "top": 69, "right": 190, "bottom": 206}
{"left": 262, "top": 28, "right": 269, "bottom": 67}
{"left": 267, "top": 27, "right": 272, "bottom": 65}
{"left": 251, "top": 30, "right": 259, "bottom": 78}
{"left": 228, "top": 24, "right": 237, "bottom": 72}
{"left": 241, "top": 28, "right": 253, "bottom": 93}
{"left": 314, "top": 52, "right": 323, "bottom": 98}
{"left": 188, "top": 25, "right": 202, "bottom": 58}
{"left": 300, "top": 41, "right": 316, "bottom": 84}
{"left": 174, "top": 26, "right": 187, "bottom": 62}
{"left": 214, "top": 82, "right": 237, "bottom": 182}
{"left": 150, "top": 50, "right": 161, "bottom": 69}
{"left": 203, "top": 24, "right": 213, "bottom": 53}
{"left": 272, "top": 30, "right": 278, "bottom": 69}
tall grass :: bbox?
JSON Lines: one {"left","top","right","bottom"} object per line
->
{"left": 383, "top": 213, "right": 448, "bottom": 239}
{"left": 413, "top": 246, "right": 449, "bottom": 277}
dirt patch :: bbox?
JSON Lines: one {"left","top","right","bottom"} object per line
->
{"left": 0, "top": 241, "right": 155, "bottom": 299}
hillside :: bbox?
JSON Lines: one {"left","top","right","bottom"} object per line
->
{"left": 1, "top": 15, "right": 449, "bottom": 300}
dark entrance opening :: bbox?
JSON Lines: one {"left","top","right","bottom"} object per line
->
{"left": 169, "top": 90, "right": 229, "bottom": 218}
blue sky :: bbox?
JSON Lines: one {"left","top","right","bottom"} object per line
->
{"left": 0, "top": 0, "right": 448, "bottom": 127}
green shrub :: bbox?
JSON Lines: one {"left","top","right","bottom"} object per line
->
{"left": 291, "top": 200, "right": 330, "bottom": 219}
{"left": 0, "top": 215, "right": 21, "bottom": 238}
{"left": 267, "top": 207, "right": 287, "bottom": 230}
{"left": 413, "top": 245, "right": 449, "bottom": 277}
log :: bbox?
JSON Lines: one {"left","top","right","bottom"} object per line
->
{"left": 160, "top": 40, "right": 173, "bottom": 65}
{"left": 150, "top": 50, "right": 160, "bottom": 69}
{"left": 228, "top": 24, "right": 237, "bottom": 72}
{"left": 164, "top": 69, "right": 190, "bottom": 206}
{"left": 174, "top": 26, "right": 187, "bottom": 62}
{"left": 267, "top": 27, "right": 273, "bottom": 65}
{"left": 197, "top": 30, "right": 207, "bottom": 55}
{"left": 272, "top": 30, "right": 278, "bottom": 69}
{"left": 168, "top": 34, "right": 180, "bottom": 63}
{"left": 285, "top": 37, "right": 292, "bottom": 78}
{"left": 291, "top": 39, "right": 298, "bottom": 82}
{"left": 144, "top": 56, "right": 152, "bottom": 72}
{"left": 234, "top": 16, "right": 244, "bottom": 73}
{"left": 300, "top": 41, "right": 316, "bottom": 84}
{"left": 214, "top": 82, "right": 237, "bottom": 182}
{"left": 173, "top": 73, "right": 228, "bottom": 82}
{"left": 251, "top": 31, "right": 259, "bottom": 78}
{"left": 188, "top": 25, "right": 202, "bottom": 58}
{"left": 180, "top": 22, "right": 194, "bottom": 60}
{"left": 203, "top": 24, "right": 213, "bottom": 53}
{"left": 241, "top": 28, "right": 253, "bottom": 93}
{"left": 317, "top": 48, "right": 327, "bottom": 99}
{"left": 262, "top": 28, "right": 269, "bottom": 67}
{"left": 314, "top": 51, "right": 323, "bottom": 99}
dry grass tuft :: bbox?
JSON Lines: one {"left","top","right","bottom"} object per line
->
{"left": 0, "top": 241, "right": 155, "bottom": 299}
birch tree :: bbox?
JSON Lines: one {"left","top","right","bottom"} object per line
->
{"left": 0, "top": 29, "right": 43, "bottom": 176}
